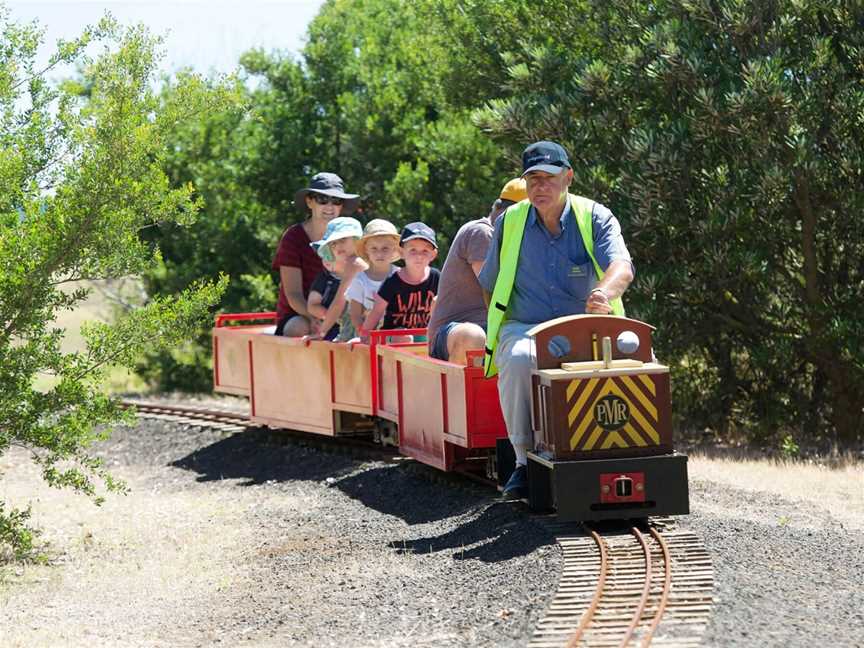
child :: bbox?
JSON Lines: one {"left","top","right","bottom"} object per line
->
{"left": 346, "top": 219, "right": 400, "bottom": 335}
{"left": 307, "top": 217, "right": 368, "bottom": 341}
{"left": 360, "top": 222, "right": 440, "bottom": 342}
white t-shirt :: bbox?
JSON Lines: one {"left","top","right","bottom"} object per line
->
{"left": 345, "top": 266, "right": 397, "bottom": 311}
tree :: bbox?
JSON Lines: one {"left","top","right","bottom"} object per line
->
{"left": 474, "top": 0, "right": 864, "bottom": 444}
{"left": 140, "top": 0, "right": 511, "bottom": 390}
{"left": 0, "top": 11, "right": 234, "bottom": 558}
{"left": 291, "top": 0, "right": 509, "bottom": 246}
{"left": 137, "top": 51, "right": 317, "bottom": 390}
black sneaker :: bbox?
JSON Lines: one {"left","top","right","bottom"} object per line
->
{"left": 502, "top": 464, "right": 528, "bottom": 499}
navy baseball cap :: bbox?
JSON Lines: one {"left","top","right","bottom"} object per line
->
{"left": 400, "top": 222, "right": 437, "bottom": 249}
{"left": 521, "top": 141, "right": 572, "bottom": 177}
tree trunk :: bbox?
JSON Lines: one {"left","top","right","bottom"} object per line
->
{"left": 794, "top": 173, "right": 863, "bottom": 444}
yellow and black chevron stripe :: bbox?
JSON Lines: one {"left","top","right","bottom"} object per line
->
{"left": 565, "top": 375, "right": 659, "bottom": 451}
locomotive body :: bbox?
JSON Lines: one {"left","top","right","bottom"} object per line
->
{"left": 212, "top": 312, "right": 689, "bottom": 522}
{"left": 525, "top": 315, "right": 689, "bottom": 521}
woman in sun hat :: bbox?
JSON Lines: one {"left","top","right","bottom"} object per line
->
{"left": 271, "top": 172, "right": 360, "bottom": 336}
{"left": 346, "top": 219, "right": 402, "bottom": 335}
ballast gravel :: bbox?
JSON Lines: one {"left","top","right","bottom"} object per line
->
{"left": 87, "top": 417, "right": 862, "bottom": 647}
{"left": 97, "top": 420, "right": 561, "bottom": 647}
{"left": 688, "top": 479, "right": 864, "bottom": 648}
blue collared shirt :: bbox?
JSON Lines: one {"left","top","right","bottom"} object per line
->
{"left": 478, "top": 199, "right": 634, "bottom": 325}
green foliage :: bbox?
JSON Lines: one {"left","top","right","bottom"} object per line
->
{"left": 270, "top": 0, "right": 510, "bottom": 234}
{"left": 780, "top": 435, "right": 800, "bottom": 459}
{"left": 142, "top": 0, "right": 863, "bottom": 446}
{"left": 0, "top": 11, "right": 232, "bottom": 559}
{"left": 471, "top": 0, "right": 864, "bottom": 444}
{"left": 0, "top": 503, "right": 40, "bottom": 562}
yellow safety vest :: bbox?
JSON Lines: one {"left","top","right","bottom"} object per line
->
{"left": 484, "top": 194, "right": 625, "bottom": 377}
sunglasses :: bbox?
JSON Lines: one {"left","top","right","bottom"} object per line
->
{"left": 311, "top": 193, "right": 344, "bottom": 206}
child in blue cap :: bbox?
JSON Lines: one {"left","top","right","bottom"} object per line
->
{"left": 307, "top": 217, "right": 368, "bottom": 341}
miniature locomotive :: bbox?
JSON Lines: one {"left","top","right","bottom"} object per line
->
{"left": 521, "top": 315, "right": 689, "bottom": 521}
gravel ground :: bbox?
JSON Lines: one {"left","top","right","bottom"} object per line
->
{"left": 689, "top": 479, "right": 864, "bottom": 647}
{"left": 98, "top": 419, "right": 561, "bottom": 647}
{"left": 4, "top": 412, "right": 863, "bottom": 647}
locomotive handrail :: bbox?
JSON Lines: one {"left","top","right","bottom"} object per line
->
{"left": 215, "top": 312, "right": 278, "bottom": 328}
{"left": 369, "top": 328, "right": 428, "bottom": 416}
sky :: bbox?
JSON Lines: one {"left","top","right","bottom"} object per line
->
{"left": 6, "top": 0, "right": 326, "bottom": 76}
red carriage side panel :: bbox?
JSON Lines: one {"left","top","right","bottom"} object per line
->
{"left": 463, "top": 350, "right": 506, "bottom": 449}
{"left": 397, "top": 353, "right": 450, "bottom": 470}
{"left": 375, "top": 341, "right": 507, "bottom": 471}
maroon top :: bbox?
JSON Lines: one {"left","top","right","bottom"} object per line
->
{"left": 272, "top": 223, "right": 323, "bottom": 321}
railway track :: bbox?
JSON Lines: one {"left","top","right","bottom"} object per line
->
{"left": 531, "top": 522, "right": 714, "bottom": 647}
{"left": 120, "top": 399, "right": 252, "bottom": 433}
{"left": 121, "top": 398, "right": 403, "bottom": 460}
{"left": 124, "top": 399, "right": 714, "bottom": 647}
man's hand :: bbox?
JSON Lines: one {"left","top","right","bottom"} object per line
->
{"left": 309, "top": 318, "right": 324, "bottom": 336}
{"left": 586, "top": 287, "right": 613, "bottom": 314}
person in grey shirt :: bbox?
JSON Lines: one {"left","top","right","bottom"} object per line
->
{"left": 427, "top": 178, "right": 528, "bottom": 364}
{"left": 478, "top": 141, "right": 635, "bottom": 498}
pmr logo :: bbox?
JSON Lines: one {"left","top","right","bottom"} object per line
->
{"left": 594, "top": 394, "right": 630, "bottom": 431}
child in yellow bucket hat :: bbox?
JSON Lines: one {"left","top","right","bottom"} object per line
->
{"left": 346, "top": 219, "right": 401, "bottom": 336}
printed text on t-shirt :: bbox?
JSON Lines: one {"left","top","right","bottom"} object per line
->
{"left": 391, "top": 290, "right": 435, "bottom": 328}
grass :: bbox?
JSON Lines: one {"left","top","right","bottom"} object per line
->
{"left": 34, "top": 280, "right": 149, "bottom": 394}
{"left": 689, "top": 451, "right": 864, "bottom": 530}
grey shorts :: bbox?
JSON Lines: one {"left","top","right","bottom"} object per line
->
{"left": 430, "top": 321, "right": 486, "bottom": 361}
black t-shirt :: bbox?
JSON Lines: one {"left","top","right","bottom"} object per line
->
{"left": 377, "top": 268, "right": 440, "bottom": 330}
{"left": 310, "top": 270, "right": 341, "bottom": 340}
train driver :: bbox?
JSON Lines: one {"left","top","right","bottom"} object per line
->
{"left": 479, "top": 141, "right": 635, "bottom": 498}
{"left": 427, "top": 178, "right": 528, "bottom": 365}
{"left": 272, "top": 172, "right": 360, "bottom": 337}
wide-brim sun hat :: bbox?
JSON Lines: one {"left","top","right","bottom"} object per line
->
{"left": 310, "top": 216, "right": 364, "bottom": 260}
{"left": 356, "top": 219, "right": 401, "bottom": 263}
{"left": 294, "top": 172, "right": 360, "bottom": 215}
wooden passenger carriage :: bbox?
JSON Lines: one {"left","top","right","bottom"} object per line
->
{"left": 212, "top": 313, "right": 508, "bottom": 472}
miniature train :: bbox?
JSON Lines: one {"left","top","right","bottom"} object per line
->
{"left": 212, "top": 313, "right": 689, "bottom": 521}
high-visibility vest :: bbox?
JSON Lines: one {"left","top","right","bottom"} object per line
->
{"left": 483, "top": 193, "right": 625, "bottom": 377}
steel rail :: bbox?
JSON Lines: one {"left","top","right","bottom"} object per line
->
{"left": 531, "top": 522, "right": 711, "bottom": 648}
{"left": 120, "top": 400, "right": 250, "bottom": 423}
{"left": 122, "top": 398, "right": 408, "bottom": 463}
{"left": 640, "top": 527, "right": 673, "bottom": 648}
{"left": 565, "top": 528, "right": 608, "bottom": 648}
{"left": 618, "top": 526, "right": 653, "bottom": 647}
